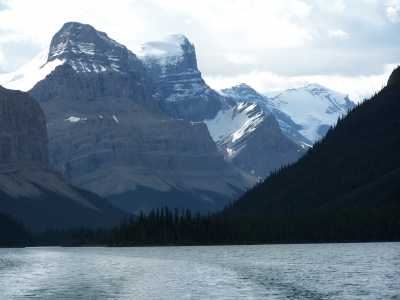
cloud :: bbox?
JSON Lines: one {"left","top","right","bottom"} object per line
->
{"left": 0, "top": 0, "right": 10, "bottom": 11}
{"left": 0, "top": 0, "right": 398, "bottom": 102}
{"left": 0, "top": 44, "right": 5, "bottom": 71}
{"left": 386, "top": 0, "right": 400, "bottom": 22}
{"left": 290, "top": 0, "right": 311, "bottom": 18}
{"left": 328, "top": 29, "right": 349, "bottom": 39}
{"left": 225, "top": 54, "right": 253, "bottom": 65}
{"left": 204, "top": 63, "right": 397, "bottom": 104}
{"left": 333, "top": 0, "right": 345, "bottom": 11}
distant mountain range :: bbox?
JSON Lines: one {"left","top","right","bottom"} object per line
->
{"left": 0, "top": 22, "right": 355, "bottom": 216}
{"left": 221, "top": 83, "right": 355, "bottom": 144}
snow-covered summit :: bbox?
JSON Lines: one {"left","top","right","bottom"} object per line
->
{"left": 221, "top": 84, "right": 311, "bottom": 144}
{"left": 134, "top": 33, "right": 192, "bottom": 60}
{"left": 134, "top": 33, "right": 226, "bottom": 121}
{"left": 47, "top": 22, "right": 137, "bottom": 74}
{"left": 222, "top": 83, "right": 356, "bottom": 143}
{"left": 267, "top": 84, "right": 355, "bottom": 142}
{"left": 134, "top": 33, "right": 197, "bottom": 76}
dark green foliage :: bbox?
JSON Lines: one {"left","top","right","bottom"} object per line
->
{"left": 36, "top": 201, "right": 399, "bottom": 246}
{"left": 0, "top": 211, "right": 34, "bottom": 247}
{"left": 108, "top": 203, "right": 399, "bottom": 245}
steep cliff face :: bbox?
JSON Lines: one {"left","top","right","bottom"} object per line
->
{"left": 26, "top": 23, "right": 249, "bottom": 213}
{"left": 0, "top": 86, "right": 48, "bottom": 164}
{"left": 0, "top": 86, "right": 127, "bottom": 231}
{"left": 135, "top": 34, "right": 231, "bottom": 121}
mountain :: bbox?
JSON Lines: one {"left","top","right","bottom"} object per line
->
{"left": 223, "top": 66, "right": 400, "bottom": 218}
{"left": 0, "top": 22, "right": 250, "bottom": 214}
{"left": 134, "top": 33, "right": 233, "bottom": 121}
{"left": 222, "top": 83, "right": 356, "bottom": 144}
{"left": 136, "top": 34, "right": 306, "bottom": 179}
{"left": 204, "top": 102, "right": 306, "bottom": 178}
{"left": 0, "top": 85, "right": 127, "bottom": 232}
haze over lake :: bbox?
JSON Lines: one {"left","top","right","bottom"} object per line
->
{"left": 1, "top": 243, "right": 399, "bottom": 299}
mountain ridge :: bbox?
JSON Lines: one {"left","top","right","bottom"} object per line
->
{"left": 222, "top": 83, "right": 356, "bottom": 144}
{"left": 222, "top": 66, "right": 400, "bottom": 217}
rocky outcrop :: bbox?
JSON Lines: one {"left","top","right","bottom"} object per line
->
{"left": 0, "top": 85, "right": 127, "bottom": 231}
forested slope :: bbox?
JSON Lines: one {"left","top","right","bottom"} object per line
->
{"left": 223, "top": 66, "right": 400, "bottom": 218}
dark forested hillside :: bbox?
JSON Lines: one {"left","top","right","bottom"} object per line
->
{"left": 0, "top": 212, "right": 34, "bottom": 247}
{"left": 223, "top": 66, "right": 400, "bottom": 218}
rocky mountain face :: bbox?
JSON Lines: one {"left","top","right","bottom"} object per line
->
{"left": 0, "top": 85, "right": 127, "bottom": 231}
{"left": 222, "top": 83, "right": 356, "bottom": 144}
{"left": 204, "top": 102, "right": 306, "bottom": 178}
{"left": 221, "top": 84, "right": 311, "bottom": 145}
{"left": 19, "top": 22, "right": 250, "bottom": 214}
{"left": 134, "top": 34, "right": 232, "bottom": 121}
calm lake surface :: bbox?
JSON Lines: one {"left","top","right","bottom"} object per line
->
{"left": 0, "top": 243, "right": 399, "bottom": 299}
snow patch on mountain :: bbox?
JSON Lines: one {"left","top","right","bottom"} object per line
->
{"left": 0, "top": 48, "right": 64, "bottom": 92}
{"left": 204, "top": 102, "right": 265, "bottom": 144}
{"left": 65, "top": 116, "right": 87, "bottom": 123}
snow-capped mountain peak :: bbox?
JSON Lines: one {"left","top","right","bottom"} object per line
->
{"left": 47, "top": 22, "right": 136, "bottom": 74}
{"left": 134, "top": 33, "right": 192, "bottom": 59}
{"left": 223, "top": 83, "right": 356, "bottom": 143}
{"left": 134, "top": 33, "right": 197, "bottom": 76}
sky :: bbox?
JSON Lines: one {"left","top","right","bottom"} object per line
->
{"left": 0, "top": 0, "right": 399, "bottom": 103}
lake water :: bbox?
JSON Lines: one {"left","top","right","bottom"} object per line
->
{"left": 0, "top": 243, "right": 399, "bottom": 299}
